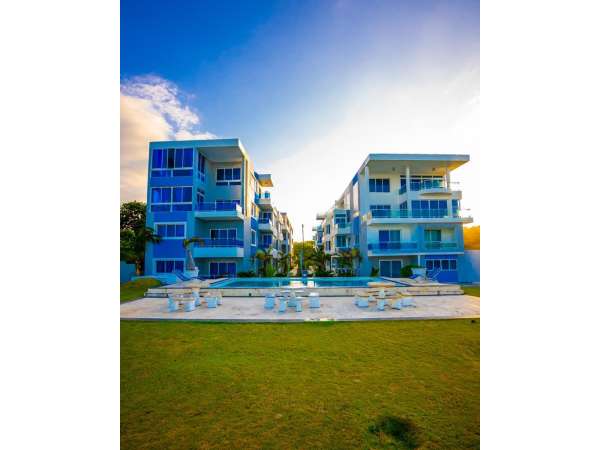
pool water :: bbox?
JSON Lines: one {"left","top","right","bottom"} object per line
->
{"left": 210, "top": 277, "right": 401, "bottom": 288}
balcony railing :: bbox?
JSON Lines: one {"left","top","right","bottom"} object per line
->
{"left": 368, "top": 242, "right": 418, "bottom": 251}
{"left": 258, "top": 218, "right": 273, "bottom": 225}
{"left": 194, "top": 238, "right": 244, "bottom": 248}
{"left": 195, "top": 201, "right": 241, "bottom": 212}
{"left": 424, "top": 241, "right": 458, "bottom": 250}
{"left": 369, "top": 208, "right": 463, "bottom": 219}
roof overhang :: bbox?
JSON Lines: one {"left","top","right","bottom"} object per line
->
{"left": 360, "top": 153, "right": 470, "bottom": 176}
{"left": 256, "top": 173, "right": 273, "bottom": 187}
{"left": 149, "top": 138, "right": 248, "bottom": 163}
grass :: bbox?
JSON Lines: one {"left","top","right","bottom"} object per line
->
{"left": 121, "top": 320, "right": 479, "bottom": 449}
{"left": 120, "top": 278, "right": 161, "bottom": 303}
{"left": 461, "top": 285, "right": 480, "bottom": 297}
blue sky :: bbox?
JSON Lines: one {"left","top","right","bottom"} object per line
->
{"left": 121, "top": 0, "right": 480, "bottom": 238}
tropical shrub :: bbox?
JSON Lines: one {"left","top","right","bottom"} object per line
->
{"left": 314, "top": 269, "right": 334, "bottom": 277}
{"left": 237, "top": 271, "right": 256, "bottom": 278}
{"left": 370, "top": 266, "right": 380, "bottom": 276}
{"left": 400, "top": 265, "right": 424, "bottom": 277}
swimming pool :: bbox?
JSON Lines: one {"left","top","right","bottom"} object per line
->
{"left": 209, "top": 277, "right": 402, "bottom": 289}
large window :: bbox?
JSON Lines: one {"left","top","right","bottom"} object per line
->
{"left": 379, "top": 230, "right": 401, "bottom": 242}
{"left": 151, "top": 186, "right": 192, "bottom": 212}
{"left": 216, "top": 167, "right": 241, "bottom": 186}
{"left": 380, "top": 260, "right": 402, "bottom": 277}
{"left": 408, "top": 175, "right": 445, "bottom": 191}
{"left": 411, "top": 200, "right": 448, "bottom": 218}
{"left": 369, "top": 178, "right": 390, "bottom": 192}
{"left": 155, "top": 223, "right": 186, "bottom": 239}
{"left": 426, "top": 258, "right": 457, "bottom": 271}
{"left": 424, "top": 229, "right": 442, "bottom": 242}
{"left": 251, "top": 229, "right": 257, "bottom": 246}
{"left": 370, "top": 204, "right": 391, "bottom": 218}
{"left": 151, "top": 148, "right": 193, "bottom": 177}
{"left": 155, "top": 259, "right": 184, "bottom": 273}
{"left": 197, "top": 153, "right": 206, "bottom": 183}
{"left": 262, "top": 234, "right": 273, "bottom": 248}
{"left": 209, "top": 262, "right": 236, "bottom": 278}
{"left": 335, "top": 236, "right": 347, "bottom": 248}
{"left": 334, "top": 213, "right": 347, "bottom": 226}
{"left": 210, "top": 228, "right": 237, "bottom": 240}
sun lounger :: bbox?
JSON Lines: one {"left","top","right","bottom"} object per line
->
{"left": 295, "top": 302, "right": 302, "bottom": 312}
{"left": 183, "top": 299, "right": 196, "bottom": 312}
{"left": 392, "top": 300, "right": 403, "bottom": 310}
{"left": 377, "top": 299, "right": 386, "bottom": 311}
{"left": 206, "top": 297, "right": 218, "bottom": 308}
{"left": 192, "top": 290, "right": 202, "bottom": 307}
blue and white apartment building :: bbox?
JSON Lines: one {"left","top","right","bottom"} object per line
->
{"left": 144, "top": 139, "right": 293, "bottom": 278}
{"left": 313, "top": 154, "right": 473, "bottom": 282}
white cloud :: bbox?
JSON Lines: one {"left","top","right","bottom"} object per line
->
{"left": 120, "top": 75, "right": 215, "bottom": 202}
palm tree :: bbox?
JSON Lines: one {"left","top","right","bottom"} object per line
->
{"left": 120, "top": 227, "right": 161, "bottom": 275}
{"left": 182, "top": 237, "right": 205, "bottom": 272}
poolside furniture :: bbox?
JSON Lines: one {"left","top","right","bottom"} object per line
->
{"left": 309, "top": 293, "right": 320, "bottom": 308}
{"left": 183, "top": 299, "right": 196, "bottom": 312}
{"left": 402, "top": 296, "right": 415, "bottom": 307}
{"left": 295, "top": 302, "right": 302, "bottom": 312}
{"left": 392, "top": 300, "right": 403, "bottom": 310}
{"left": 214, "top": 291, "right": 223, "bottom": 305}
{"left": 278, "top": 299, "right": 287, "bottom": 313}
{"left": 357, "top": 298, "right": 369, "bottom": 308}
{"left": 206, "top": 297, "right": 218, "bottom": 308}
{"left": 167, "top": 297, "right": 178, "bottom": 312}
{"left": 377, "top": 299, "right": 386, "bottom": 311}
{"left": 264, "top": 296, "right": 275, "bottom": 309}
{"left": 192, "top": 290, "right": 202, "bottom": 307}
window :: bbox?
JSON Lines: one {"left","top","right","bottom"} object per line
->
{"left": 425, "top": 257, "right": 457, "bottom": 271}
{"left": 251, "top": 229, "right": 257, "bottom": 246}
{"left": 380, "top": 260, "right": 402, "bottom": 277}
{"left": 334, "top": 213, "right": 347, "bottom": 226}
{"left": 370, "top": 204, "right": 391, "bottom": 218}
{"left": 369, "top": 178, "right": 390, "bottom": 192}
{"left": 409, "top": 175, "right": 445, "bottom": 191}
{"left": 335, "top": 236, "right": 346, "bottom": 248}
{"left": 326, "top": 224, "right": 331, "bottom": 234}
{"left": 325, "top": 241, "right": 331, "bottom": 251}
{"left": 262, "top": 234, "right": 273, "bottom": 247}
{"left": 150, "top": 186, "right": 192, "bottom": 212}
{"left": 216, "top": 167, "right": 241, "bottom": 186}
{"left": 155, "top": 223, "right": 186, "bottom": 239}
{"left": 209, "top": 262, "right": 236, "bottom": 278}
{"left": 155, "top": 259, "right": 184, "bottom": 273}
{"left": 411, "top": 200, "right": 448, "bottom": 218}
{"left": 197, "top": 153, "right": 206, "bottom": 183}
{"left": 379, "top": 230, "right": 401, "bottom": 242}
{"left": 151, "top": 148, "right": 194, "bottom": 177}
{"left": 424, "top": 229, "right": 442, "bottom": 242}
{"left": 196, "top": 188, "right": 205, "bottom": 204}
{"left": 210, "top": 228, "right": 237, "bottom": 240}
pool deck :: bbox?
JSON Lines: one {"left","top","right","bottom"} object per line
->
{"left": 120, "top": 294, "right": 480, "bottom": 322}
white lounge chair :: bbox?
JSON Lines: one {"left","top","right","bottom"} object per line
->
{"left": 309, "top": 293, "right": 320, "bottom": 308}
{"left": 278, "top": 299, "right": 287, "bottom": 313}
{"left": 392, "top": 300, "right": 403, "bottom": 310}
{"left": 377, "top": 299, "right": 386, "bottom": 311}
{"left": 402, "top": 296, "right": 415, "bottom": 307}
{"left": 264, "top": 295, "right": 275, "bottom": 309}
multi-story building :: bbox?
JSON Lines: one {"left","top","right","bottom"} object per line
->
{"left": 313, "top": 154, "right": 473, "bottom": 282}
{"left": 144, "top": 138, "right": 293, "bottom": 278}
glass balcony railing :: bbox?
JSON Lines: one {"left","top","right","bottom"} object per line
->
{"left": 193, "top": 238, "right": 244, "bottom": 247}
{"left": 367, "top": 242, "right": 418, "bottom": 251}
{"left": 368, "top": 209, "right": 463, "bottom": 219}
{"left": 423, "top": 241, "right": 458, "bottom": 250}
{"left": 196, "top": 201, "right": 241, "bottom": 212}
{"left": 258, "top": 218, "right": 273, "bottom": 225}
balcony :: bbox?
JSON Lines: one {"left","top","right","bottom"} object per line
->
{"left": 195, "top": 202, "right": 244, "bottom": 220}
{"left": 334, "top": 223, "right": 351, "bottom": 234}
{"left": 192, "top": 238, "right": 245, "bottom": 258}
{"left": 399, "top": 180, "right": 454, "bottom": 197}
{"left": 365, "top": 209, "right": 472, "bottom": 225}
{"left": 258, "top": 218, "right": 276, "bottom": 234}
{"left": 423, "top": 241, "right": 459, "bottom": 251}
{"left": 255, "top": 192, "right": 272, "bottom": 209}
{"left": 367, "top": 241, "right": 418, "bottom": 256}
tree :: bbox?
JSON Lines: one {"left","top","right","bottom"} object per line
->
{"left": 335, "top": 248, "right": 362, "bottom": 276}
{"left": 182, "top": 238, "right": 205, "bottom": 271}
{"left": 307, "top": 245, "right": 331, "bottom": 273}
{"left": 120, "top": 201, "right": 147, "bottom": 231}
{"left": 292, "top": 241, "right": 316, "bottom": 272}
{"left": 463, "top": 225, "right": 480, "bottom": 250}
{"left": 121, "top": 226, "right": 162, "bottom": 275}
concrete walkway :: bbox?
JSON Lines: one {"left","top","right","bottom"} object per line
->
{"left": 120, "top": 295, "right": 480, "bottom": 322}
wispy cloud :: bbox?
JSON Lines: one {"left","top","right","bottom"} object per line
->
{"left": 120, "top": 75, "right": 215, "bottom": 202}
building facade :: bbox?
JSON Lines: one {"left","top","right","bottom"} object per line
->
{"left": 144, "top": 138, "right": 293, "bottom": 278}
{"left": 313, "top": 154, "right": 472, "bottom": 282}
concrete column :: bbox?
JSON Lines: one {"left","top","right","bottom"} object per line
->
{"left": 445, "top": 167, "right": 452, "bottom": 215}
{"left": 405, "top": 166, "right": 412, "bottom": 216}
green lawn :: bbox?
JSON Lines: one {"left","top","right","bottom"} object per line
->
{"left": 461, "top": 285, "right": 480, "bottom": 297}
{"left": 120, "top": 278, "right": 161, "bottom": 303}
{"left": 121, "top": 320, "right": 479, "bottom": 449}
